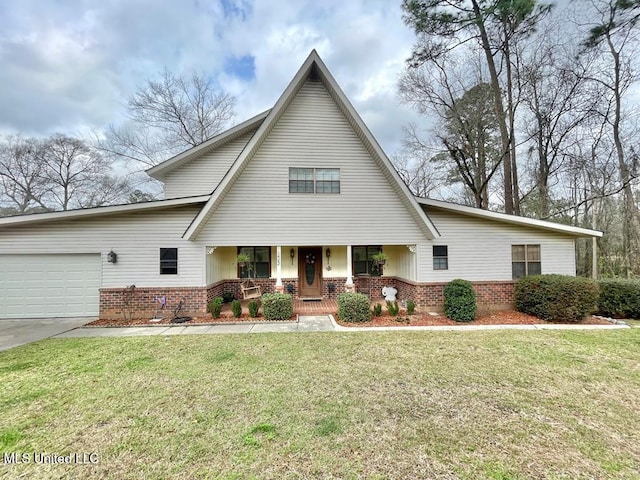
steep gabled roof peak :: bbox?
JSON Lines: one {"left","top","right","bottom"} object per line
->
{"left": 183, "top": 50, "right": 439, "bottom": 240}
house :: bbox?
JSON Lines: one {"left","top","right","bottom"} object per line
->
{"left": 0, "top": 51, "right": 602, "bottom": 319}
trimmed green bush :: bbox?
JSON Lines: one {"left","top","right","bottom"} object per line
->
{"left": 231, "top": 300, "right": 242, "bottom": 318}
{"left": 208, "top": 297, "right": 223, "bottom": 319}
{"left": 248, "top": 300, "right": 260, "bottom": 318}
{"left": 338, "top": 293, "right": 371, "bottom": 323}
{"left": 443, "top": 279, "right": 476, "bottom": 322}
{"left": 386, "top": 300, "right": 399, "bottom": 316}
{"left": 372, "top": 303, "right": 383, "bottom": 317}
{"left": 262, "top": 293, "right": 293, "bottom": 321}
{"left": 406, "top": 300, "right": 416, "bottom": 315}
{"left": 515, "top": 274, "right": 598, "bottom": 323}
{"left": 598, "top": 279, "right": 640, "bottom": 318}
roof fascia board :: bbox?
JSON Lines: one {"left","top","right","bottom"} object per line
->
{"left": 417, "top": 197, "right": 603, "bottom": 237}
{"left": 0, "top": 195, "right": 210, "bottom": 228}
{"left": 146, "top": 110, "right": 270, "bottom": 180}
{"left": 183, "top": 52, "right": 319, "bottom": 240}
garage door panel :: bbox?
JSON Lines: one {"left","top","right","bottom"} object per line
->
{"left": 0, "top": 254, "right": 101, "bottom": 319}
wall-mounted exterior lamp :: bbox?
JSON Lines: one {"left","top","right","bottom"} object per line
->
{"left": 290, "top": 248, "right": 295, "bottom": 265}
{"left": 325, "top": 248, "right": 331, "bottom": 258}
{"left": 107, "top": 250, "right": 118, "bottom": 263}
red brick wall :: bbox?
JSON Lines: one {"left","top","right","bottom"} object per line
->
{"left": 99, "top": 286, "right": 208, "bottom": 319}
{"left": 100, "top": 278, "right": 516, "bottom": 319}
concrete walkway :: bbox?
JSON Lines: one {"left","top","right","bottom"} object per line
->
{"left": 53, "top": 315, "right": 336, "bottom": 339}
{"left": 50, "top": 315, "right": 629, "bottom": 340}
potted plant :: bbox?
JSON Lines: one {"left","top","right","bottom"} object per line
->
{"left": 236, "top": 253, "right": 250, "bottom": 267}
{"left": 372, "top": 252, "right": 388, "bottom": 266}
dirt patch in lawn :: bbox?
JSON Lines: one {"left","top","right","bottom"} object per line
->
{"left": 335, "top": 310, "right": 612, "bottom": 327}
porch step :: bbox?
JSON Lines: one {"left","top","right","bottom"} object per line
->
{"left": 300, "top": 297, "right": 323, "bottom": 302}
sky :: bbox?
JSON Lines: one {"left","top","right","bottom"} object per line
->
{"left": 0, "top": 0, "right": 431, "bottom": 158}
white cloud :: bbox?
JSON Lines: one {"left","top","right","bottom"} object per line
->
{"left": 0, "top": 0, "right": 426, "bottom": 155}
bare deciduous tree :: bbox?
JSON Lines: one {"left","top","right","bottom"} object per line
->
{"left": 0, "top": 135, "right": 50, "bottom": 213}
{"left": 402, "top": 0, "right": 552, "bottom": 214}
{"left": 98, "top": 69, "right": 235, "bottom": 167}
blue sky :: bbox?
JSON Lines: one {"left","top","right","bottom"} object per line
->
{"left": 0, "top": 0, "right": 428, "bottom": 156}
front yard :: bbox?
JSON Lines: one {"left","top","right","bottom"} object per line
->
{"left": 1, "top": 330, "right": 638, "bottom": 479}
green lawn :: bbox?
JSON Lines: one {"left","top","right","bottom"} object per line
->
{"left": 1, "top": 330, "right": 639, "bottom": 479}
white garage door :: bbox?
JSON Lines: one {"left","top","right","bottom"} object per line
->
{"left": 0, "top": 254, "right": 101, "bottom": 319}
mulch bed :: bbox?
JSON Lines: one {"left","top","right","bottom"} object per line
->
{"left": 86, "top": 310, "right": 611, "bottom": 328}
{"left": 86, "top": 313, "right": 277, "bottom": 327}
{"left": 335, "top": 310, "right": 612, "bottom": 328}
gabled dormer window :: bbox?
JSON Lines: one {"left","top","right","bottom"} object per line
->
{"left": 289, "top": 168, "right": 340, "bottom": 193}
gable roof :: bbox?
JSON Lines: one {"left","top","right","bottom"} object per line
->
{"left": 417, "top": 197, "right": 603, "bottom": 238}
{"left": 182, "top": 50, "right": 440, "bottom": 240}
{"left": 146, "top": 109, "right": 270, "bottom": 181}
{"left": 0, "top": 195, "right": 210, "bottom": 228}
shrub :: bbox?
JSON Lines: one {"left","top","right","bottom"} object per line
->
{"left": 406, "top": 300, "right": 416, "bottom": 315}
{"left": 443, "top": 279, "right": 476, "bottom": 322}
{"left": 338, "top": 293, "right": 371, "bottom": 323}
{"left": 386, "top": 300, "right": 399, "bottom": 316}
{"left": 262, "top": 293, "right": 293, "bottom": 321}
{"left": 231, "top": 300, "right": 242, "bottom": 318}
{"left": 248, "top": 300, "right": 260, "bottom": 318}
{"left": 372, "top": 303, "right": 383, "bottom": 317}
{"left": 515, "top": 274, "right": 598, "bottom": 323}
{"left": 208, "top": 297, "right": 223, "bottom": 319}
{"left": 598, "top": 279, "right": 640, "bottom": 318}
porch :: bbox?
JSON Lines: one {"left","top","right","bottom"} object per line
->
{"left": 205, "top": 244, "right": 418, "bottom": 300}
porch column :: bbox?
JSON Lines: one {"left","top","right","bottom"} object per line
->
{"left": 275, "top": 245, "right": 284, "bottom": 293}
{"left": 345, "top": 245, "right": 355, "bottom": 292}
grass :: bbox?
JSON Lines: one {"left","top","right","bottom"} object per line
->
{"left": 0, "top": 330, "right": 639, "bottom": 479}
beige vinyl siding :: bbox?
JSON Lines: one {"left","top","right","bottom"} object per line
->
{"left": 163, "top": 130, "right": 256, "bottom": 199}
{"left": 196, "top": 80, "right": 428, "bottom": 246}
{"left": 381, "top": 245, "right": 417, "bottom": 280}
{"left": 0, "top": 206, "right": 205, "bottom": 288}
{"left": 419, "top": 207, "right": 576, "bottom": 282}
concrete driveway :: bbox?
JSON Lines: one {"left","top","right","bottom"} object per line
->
{"left": 0, "top": 317, "right": 94, "bottom": 352}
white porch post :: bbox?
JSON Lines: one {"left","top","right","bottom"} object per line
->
{"left": 275, "top": 245, "right": 284, "bottom": 292}
{"left": 345, "top": 245, "right": 354, "bottom": 292}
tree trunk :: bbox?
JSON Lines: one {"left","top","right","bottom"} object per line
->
{"left": 471, "top": 0, "right": 515, "bottom": 214}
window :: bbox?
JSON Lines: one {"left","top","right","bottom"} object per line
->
{"left": 512, "top": 244, "right": 541, "bottom": 279}
{"left": 238, "top": 246, "right": 271, "bottom": 278}
{"left": 289, "top": 168, "right": 340, "bottom": 193}
{"left": 433, "top": 245, "right": 448, "bottom": 270}
{"left": 352, "top": 246, "right": 382, "bottom": 276}
{"left": 160, "top": 248, "right": 178, "bottom": 275}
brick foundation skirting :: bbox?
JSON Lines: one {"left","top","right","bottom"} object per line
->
{"left": 99, "top": 286, "right": 208, "bottom": 320}
{"left": 100, "top": 278, "right": 516, "bottom": 319}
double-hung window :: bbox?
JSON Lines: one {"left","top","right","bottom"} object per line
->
{"left": 511, "top": 244, "right": 541, "bottom": 279}
{"left": 289, "top": 168, "right": 340, "bottom": 193}
{"left": 160, "top": 248, "right": 178, "bottom": 275}
{"left": 237, "top": 246, "right": 271, "bottom": 278}
{"left": 352, "top": 246, "right": 382, "bottom": 276}
{"left": 433, "top": 245, "right": 448, "bottom": 270}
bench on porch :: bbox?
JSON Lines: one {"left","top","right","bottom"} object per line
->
{"left": 240, "top": 279, "right": 262, "bottom": 300}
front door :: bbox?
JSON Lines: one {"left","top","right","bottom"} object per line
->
{"left": 298, "top": 247, "right": 323, "bottom": 298}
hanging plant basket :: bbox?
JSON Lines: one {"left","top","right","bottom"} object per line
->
{"left": 372, "top": 252, "right": 388, "bottom": 266}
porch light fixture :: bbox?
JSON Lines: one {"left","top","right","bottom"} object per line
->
{"left": 325, "top": 248, "right": 331, "bottom": 258}
{"left": 107, "top": 250, "right": 118, "bottom": 263}
{"left": 290, "top": 248, "right": 295, "bottom": 265}
{"left": 406, "top": 245, "right": 417, "bottom": 253}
